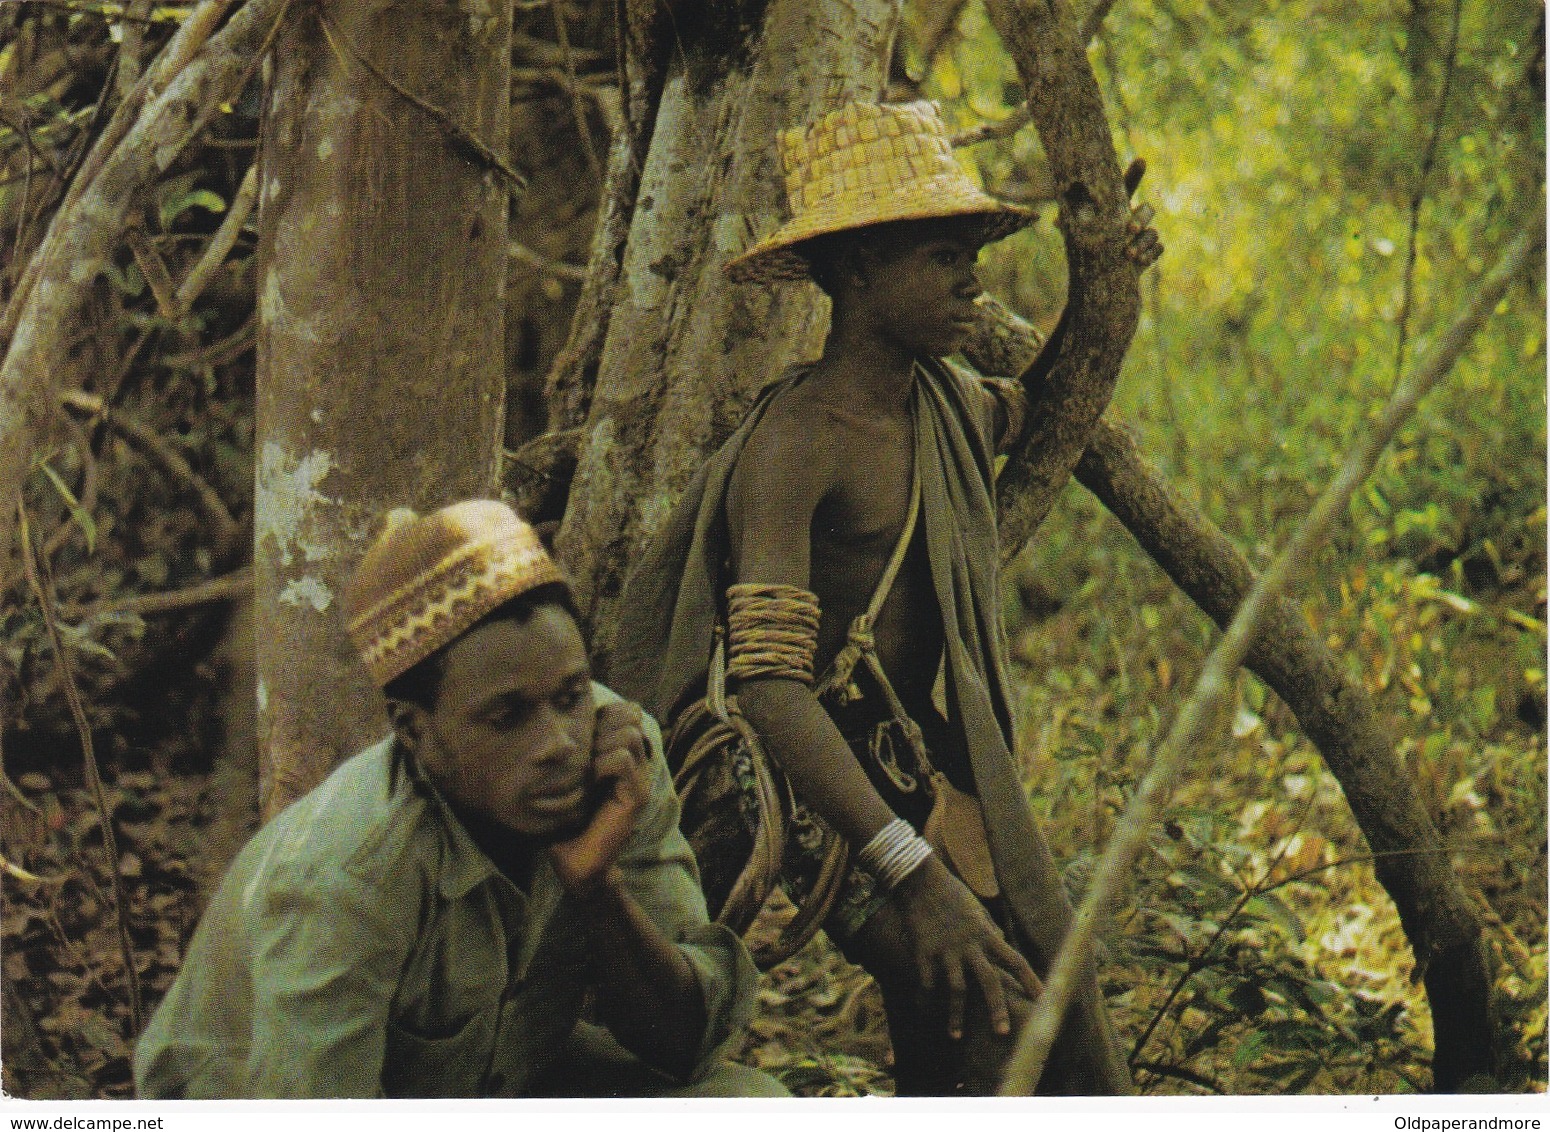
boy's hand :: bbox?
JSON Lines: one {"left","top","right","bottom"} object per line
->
{"left": 1122, "top": 157, "right": 1163, "bottom": 271}
{"left": 547, "top": 701, "right": 651, "bottom": 896}
{"left": 894, "top": 854, "right": 1043, "bottom": 1039}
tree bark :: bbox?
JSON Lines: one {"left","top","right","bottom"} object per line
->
{"left": 553, "top": 0, "right": 898, "bottom": 658}
{"left": 982, "top": 0, "right": 1142, "bottom": 556}
{"left": 254, "top": 0, "right": 512, "bottom": 816}
{"left": 962, "top": 293, "right": 1501, "bottom": 1091}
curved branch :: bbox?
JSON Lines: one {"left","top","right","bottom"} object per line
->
{"left": 999, "top": 216, "right": 1542, "bottom": 1095}
{"left": 60, "top": 391, "right": 240, "bottom": 562}
{"left": 965, "top": 285, "right": 1508, "bottom": 1092}
{"left": 983, "top": 0, "right": 1142, "bottom": 557}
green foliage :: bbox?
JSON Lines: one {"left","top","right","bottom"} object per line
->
{"left": 156, "top": 175, "right": 226, "bottom": 232}
{"left": 36, "top": 458, "right": 97, "bottom": 554}
{"left": 919, "top": 0, "right": 1545, "bottom": 1095}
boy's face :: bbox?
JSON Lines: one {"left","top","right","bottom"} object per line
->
{"left": 858, "top": 219, "right": 986, "bottom": 356}
{"left": 395, "top": 605, "right": 599, "bottom": 842}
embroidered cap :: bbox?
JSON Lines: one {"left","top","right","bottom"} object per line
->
{"left": 345, "top": 500, "right": 568, "bottom": 687}
{"left": 725, "top": 100, "right": 1035, "bottom": 285}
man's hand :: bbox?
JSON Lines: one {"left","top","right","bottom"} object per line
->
{"left": 1123, "top": 157, "right": 1163, "bottom": 271}
{"left": 547, "top": 700, "right": 651, "bottom": 896}
{"left": 893, "top": 854, "right": 1043, "bottom": 1039}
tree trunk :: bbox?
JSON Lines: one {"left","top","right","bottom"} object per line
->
{"left": 254, "top": 0, "right": 513, "bottom": 816}
{"left": 962, "top": 294, "right": 1500, "bottom": 1091}
{"left": 553, "top": 0, "right": 898, "bottom": 655}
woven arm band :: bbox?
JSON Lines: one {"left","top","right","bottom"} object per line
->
{"left": 726, "top": 583, "right": 822, "bottom": 684}
{"left": 857, "top": 817, "right": 933, "bottom": 892}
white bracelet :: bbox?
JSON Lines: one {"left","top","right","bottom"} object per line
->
{"left": 858, "top": 817, "right": 933, "bottom": 892}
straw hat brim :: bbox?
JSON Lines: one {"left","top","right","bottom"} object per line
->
{"left": 726, "top": 189, "right": 1036, "bottom": 285}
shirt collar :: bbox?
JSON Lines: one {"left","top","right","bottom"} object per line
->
{"left": 388, "top": 736, "right": 508, "bottom": 901}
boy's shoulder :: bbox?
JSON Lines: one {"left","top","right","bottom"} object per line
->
{"left": 737, "top": 375, "right": 846, "bottom": 467}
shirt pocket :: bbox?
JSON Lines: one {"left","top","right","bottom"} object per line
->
{"left": 382, "top": 1003, "right": 498, "bottom": 1097}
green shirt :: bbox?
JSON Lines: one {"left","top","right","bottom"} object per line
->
{"left": 134, "top": 684, "right": 757, "bottom": 1098}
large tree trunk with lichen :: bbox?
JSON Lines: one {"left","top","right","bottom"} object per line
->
{"left": 254, "top": 0, "right": 512, "bottom": 817}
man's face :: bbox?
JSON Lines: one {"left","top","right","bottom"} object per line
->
{"left": 863, "top": 221, "right": 986, "bottom": 356}
{"left": 399, "top": 605, "right": 599, "bottom": 842}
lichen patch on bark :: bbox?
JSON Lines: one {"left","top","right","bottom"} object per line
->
{"left": 255, "top": 442, "right": 338, "bottom": 569}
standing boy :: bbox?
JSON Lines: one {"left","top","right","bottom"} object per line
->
{"left": 615, "top": 100, "right": 1159, "bottom": 1094}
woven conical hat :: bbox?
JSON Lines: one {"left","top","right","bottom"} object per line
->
{"left": 726, "top": 101, "right": 1034, "bottom": 285}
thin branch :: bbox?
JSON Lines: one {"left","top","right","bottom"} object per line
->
{"left": 1, "top": 0, "right": 236, "bottom": 344}
{"left": 172, "top": 161, "right": 257, "bottom": 316}
{"left": 1, "top": 849, "right": 68, "bottom": 885}
{"left": 157, "top": 310, "right": 255, "bottom": 371}
{"left": 125, "top": 227, "right": 179, "bottom": 320}
{"left": 17, "top": 499, "right": 142, "bottom": 1033}
{"left": 115, "top": 0, "right": 157, "bottom": 100}
{"left": 1131, "top": 1059, "right": 1226, "bottom": 1094}
{"left": 952, "top": 0, "right": 1120, "bottom": 147}
{"left": 551, "top": 0, "right": 603, "bottom": 185}
{"left": 65, "top": 564, "right": 251, "bottom": 620}
{"left": 316, "top": 9, "right": 528, "bottom": 192}
{"left": 38, "top": 405, "right": 99, "bottom": 563}
{"left": 1394, "top": 0, "right": 1464, "bottom": 381}
{"left": 508, "top": 239, "right": 587, "bottom": 281}
{"left": 0, "top": 0, "right": 286, "bottom": 573}
{"left": 13, "top": 0, "right": 172, "bottom": 24}
{"left": 1129, "top": 787, "right": 1321, "bottom": 1068}
{"left": 59, "top": 391, "right": 239, "bottom": 560}
{"left": 999, "top": 215, "right": 1543, "bottom": 1095}
{"left": 953, "top": 107, "right": 1030, "bottom": 148}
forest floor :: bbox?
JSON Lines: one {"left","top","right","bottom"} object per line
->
{"left": 3, "top": 539, "right": 1544, "bottom": 1098}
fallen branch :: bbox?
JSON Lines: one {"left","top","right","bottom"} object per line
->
{"left": 999, "top": 215, "right": 1542, "bottom": 1095}
{"left": 967, "top": 285, "right": 1507, "bottom": 1089}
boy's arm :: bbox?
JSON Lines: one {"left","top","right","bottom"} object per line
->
{"left": 727, "top": 411, "right": 1038, "bottom": 1040}
{"left": 726, "top": 410, "right": 903, "bottom": 847}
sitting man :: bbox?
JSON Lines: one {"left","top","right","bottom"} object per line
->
{"left": 135, "top": 500, "right": 786, "bottom": 1099}
{"left": 615, "top": 101, "right": 1159, "bottom": 1095}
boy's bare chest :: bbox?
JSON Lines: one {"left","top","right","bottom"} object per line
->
{"left": 810, "top": 417, "right": 914, "bottom": 551}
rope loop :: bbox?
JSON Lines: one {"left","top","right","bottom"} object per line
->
{"left": 726, "top": 583, "right": 821, "bottom": 684}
